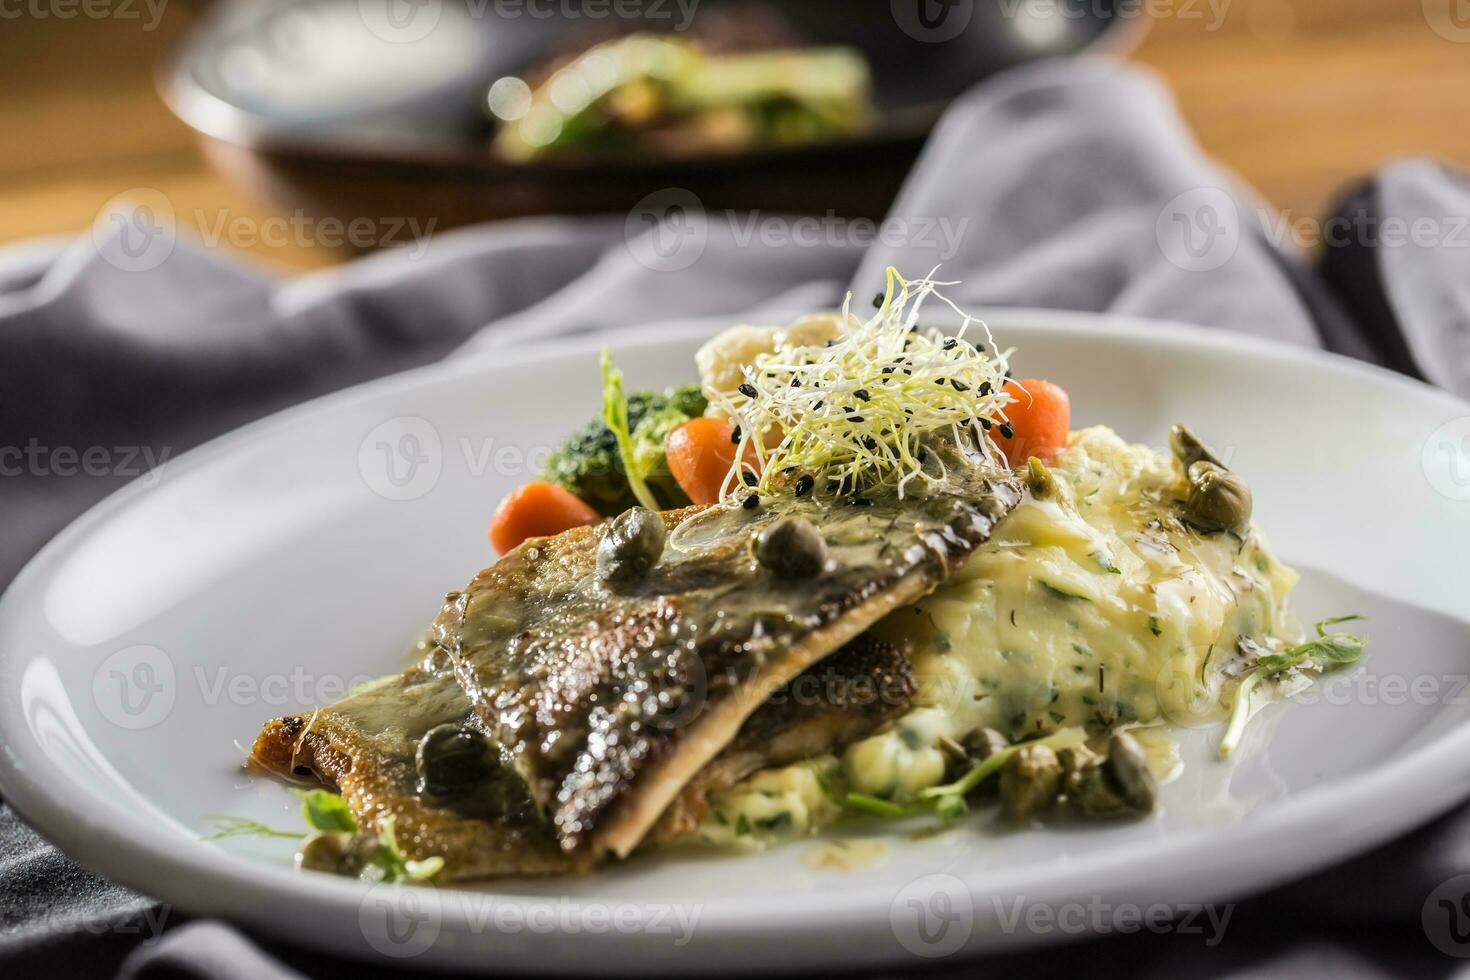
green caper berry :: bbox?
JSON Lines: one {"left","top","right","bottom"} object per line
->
{"left": 999, "top": 744, "right": 1062, "bottom": 823}
{"left": 961, "top": 727, "right": 1009, "bottom": 762}
{"left": 1182, "top": 461, "right": 1253, "bottom": 535}
{"left": 1066, "top": 757, "right": 1128, "bottom": 818}
{"left": 1105, "top": 732, "right": 1158, "bottom": 814}
{"left": 297, "top": 830, "right": 377, "bottom": 876}
{"left": 753, "top": 518, "right": 827, "bottom": 579}
{"left": 597, "top": 506, "right": 666, "bottom": 583}
{"left": 416, "top": 723, "right": 491, "bottom": 799}
{"left": 1056, "top": 743, "right": 1097, "bottom": 780}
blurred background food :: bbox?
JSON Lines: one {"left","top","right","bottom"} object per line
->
{"left": 3, "top": 0, "right": 1469, "bottom": 271}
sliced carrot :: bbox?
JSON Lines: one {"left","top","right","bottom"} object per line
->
{"left": 489, "top": 481, "right": 601, "bottom": 554}
{"left": 991, "top": 378, "right": 1071, "bottom": 466}
{"left": 666, "top": 416, "right": 750, "bottom": 505}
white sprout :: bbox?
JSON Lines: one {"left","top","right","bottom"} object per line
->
{"left": 708, "top": 267, "right": 1017, "bottom": 502}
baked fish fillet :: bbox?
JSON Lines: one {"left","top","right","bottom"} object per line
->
{"left": 250, "top": 635, "right": 915, "bottom": 880}
{"left": 434, "top": 469, "right": 1023, "bottom": 860}
{"left": 250, "top": 649, "right": 576, "bottom": 881}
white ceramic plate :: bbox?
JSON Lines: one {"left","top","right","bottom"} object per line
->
{"left": 4, "top": 311, "right": 1470, "bottom": 972}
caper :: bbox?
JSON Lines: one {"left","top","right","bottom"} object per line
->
{"left": 1066, "top": 757, "right": 1128, "bottom": 818}
{"left": 1105, "top": 732, "right": 1158, "bottom": 814}
{"left": 753, "top": 518, "right": 827, "bottom": 579}
{"left": 961, "top": 727, "right": 1009, "bottom": 762}
{"left": 297, "top": 830, "right": 377, "bottom": 876}
{"left": 1025, "top": 457, "right": 1058, "bottom": 499}
{"left": 597, "top": 506, "right": 666, "bottom": 583}
{"left": 1181, "top": 461, "right": 1253, "bottom": 535}
{"left": 953, "top": 727, "right": 1008, "bottom": 787}
{"left": 416, "top": 723, "right": 491, "bottom": 799}
{"left": 1168, "top": 423, "right": 1225, "bottom": 470}
{"left": 1056, "top": 743, "right": 1097, "bottom": 781}
{"left": 999, "top": 744, "right": 1062, "bottom": 823}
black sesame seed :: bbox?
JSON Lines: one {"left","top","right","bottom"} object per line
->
{"left": 999, "top": 422, "right": 1015, "bottom": 438}
{"left": 741, "top": 471, "right": 758, "bottom": 487}
{"left": 742, "top": 494, "right": 759, "bottom": 510}
{"left": 730, "top": 425, "right": 742, "bottom": 444}
{"left": 979, "top": 381, "right": 992, "bottom": 396}
{"left": 738, "top": 383, "right": 757, "bottom": 398}
{"left": 934, "top": 378, "right": 945, "bottom": 386}
{"left": 881, "top": 366, "right": 895, "bottom": 375}
{"left": 862, "top": 436, "right": 879, "bottom": 452}
{"left": 790, "top": 377, "right": 800, "bottom": 387}
{"left": 813, "top": 401, "right": 824, "bottom": 411}
{"left": 979, "top": 419, "right": 992, "bottom": 431}
{"left": 873, "top": 292, "right": 885, "bottom": 308}
{"left": 848, "top": 415, "right": 864, "bottom": 423}
{"left": 794, "top": 474, "right": 814, "bottom": 497}
{"left": 943, "top": 338, "right": 958, "bottom": 350}
{"left": 951, "top": 379, "right": 969, "bottom": 392}
{"left": 917, "top": 448, "right": 928, "bottom": 463}
{"left": 854, "top": 389, "right": 870, "bottom": 402}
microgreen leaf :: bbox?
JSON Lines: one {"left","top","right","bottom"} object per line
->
{"left": 363, "top": 816, "right": 443, "bottom": 884}
{"left": 295, "top": 789, "right": 358, "bottom": 834}
{"left": 1219, "top": 616, "right": 1367, "bottom": 759}
{"left": 601, "top": 349, "right": 662, "bottom": 512}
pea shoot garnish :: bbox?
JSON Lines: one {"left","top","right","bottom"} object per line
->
{"left": 1219, "top": 616, "right": 1368, "bottom": 758}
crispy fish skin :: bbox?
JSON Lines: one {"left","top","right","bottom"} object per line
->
{"left": 250, "top": 634, "right": 915, "bottom": 877}
{"left": 434, "top": 472, "right": 1023, "bottom": 859}
{"left": 250, "top": 656, "right": 578, "bottom": 880}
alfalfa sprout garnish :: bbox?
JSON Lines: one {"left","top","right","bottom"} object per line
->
{"left": 708, "top": 268, "right": 1016, "bottom": 501}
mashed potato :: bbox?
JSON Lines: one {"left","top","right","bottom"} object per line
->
{"left": 695, "top": 426, "right": 1298, "bottom": 845}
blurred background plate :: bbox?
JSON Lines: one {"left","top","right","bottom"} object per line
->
{"left": 160, "top": 0, "right": 1143, "bottom": 229}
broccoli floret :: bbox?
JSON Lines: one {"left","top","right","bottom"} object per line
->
{"left": 542, "top": 384, "right": 707, "bottom": 515}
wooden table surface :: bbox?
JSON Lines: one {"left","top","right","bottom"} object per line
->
{"left": 3, "top": 0, "right": 1468, "bottom": 272}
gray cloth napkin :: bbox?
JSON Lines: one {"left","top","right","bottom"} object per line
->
{"left": 0, "top": 57, "right": 1464, "bottom": 978}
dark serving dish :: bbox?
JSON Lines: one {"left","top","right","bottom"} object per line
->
{"left": 161, "top": 0, "right": 1143, "bottom": 234}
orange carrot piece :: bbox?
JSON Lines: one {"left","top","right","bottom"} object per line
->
{"left": 489, "top": 480, "right": 601, "bottom": 554}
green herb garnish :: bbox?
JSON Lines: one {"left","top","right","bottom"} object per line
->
{"left": 200, "top": 817, "right": 301, "bottom": 842}
{"left": 295, "top": 788, "right": 358, "bottom": 833}
{"left": 601, "top": 349, "right": 662, "bottom": 512}
{"left": 362, "top": 816, "right": 444, "bottom": 884}
{"left": 842, "top": 728, "right": 1085, "bottom": 828}
{"left": 1219, "top": 616, "right": 1367, "bottom": 759}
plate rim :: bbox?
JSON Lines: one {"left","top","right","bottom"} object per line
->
{"left": 3, "top": 307, "right": 1469, "bottom": 969}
